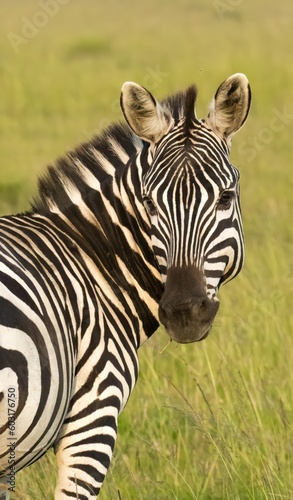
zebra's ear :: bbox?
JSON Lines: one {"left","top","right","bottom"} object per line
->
{"left": 120, "top": 82, "right": 173, "bottom": 143}
{"left": 205, "top": 73, "right": 251, "bottom": 140}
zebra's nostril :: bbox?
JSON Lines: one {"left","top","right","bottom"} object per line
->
{"left": 197, "top": 298, "right": 219, "bottom": 322}
{"left": 159, "top": 296, "right": 220, "bottom": 326}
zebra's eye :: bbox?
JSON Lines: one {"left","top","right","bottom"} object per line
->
{"left": 218, "top": 190, "right": 235, "bottom": 210}
{"left": 143, "top": 197, "right": 157, "bottom": 216}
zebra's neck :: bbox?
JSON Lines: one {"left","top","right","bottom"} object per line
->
{"left": 31, "top": 127, "right": 164, "bottom": 346}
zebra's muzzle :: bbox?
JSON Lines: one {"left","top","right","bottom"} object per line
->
{"left": 158, "top": 266, "right": 219, "bottom": 343}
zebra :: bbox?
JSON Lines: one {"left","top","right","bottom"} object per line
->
{"left": 0, "top": 73, "right": 251, "bottom": 499}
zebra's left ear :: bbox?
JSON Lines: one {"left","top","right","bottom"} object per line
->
{"left": 120, "top": 82, "right": 173, "bottom": 143}
{"left": 205, "top": 73, "right": 251, "bottom": 141}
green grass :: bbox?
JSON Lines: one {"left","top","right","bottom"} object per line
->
{"left": 1, "top": 0, "right": 292, "bottom": 498}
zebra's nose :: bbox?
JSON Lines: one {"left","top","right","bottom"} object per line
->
{"left": 160, "top": 297, "right": 203, "bottom": 317}
{"left": 159, "top": 296, "right": 218, "bottom": 324}
{"left": 158, "top": 265, "right": 220, "bottom": 343}
{"left": 159, "top": 297, "right": 219, "bottom": 343}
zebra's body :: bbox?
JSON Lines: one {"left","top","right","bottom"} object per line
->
{"left": 0, "top": 74, "right": 251, "bottom": 498}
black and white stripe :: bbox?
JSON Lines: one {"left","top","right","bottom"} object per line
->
{"left": 0, "top": 73, "right": 251, "bottom": 498}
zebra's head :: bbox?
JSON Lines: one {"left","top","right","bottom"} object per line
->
{"left": 121, "top": 74, "right": 251, "bottom": 343}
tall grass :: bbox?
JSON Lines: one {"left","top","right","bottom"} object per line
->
{"left": 1, "top": 0, "right": 292, "bottom": 498}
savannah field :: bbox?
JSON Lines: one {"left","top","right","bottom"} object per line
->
{"left": 0, "top": 0, "right": 292, "bottom": 499}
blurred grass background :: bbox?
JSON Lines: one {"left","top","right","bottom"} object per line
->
{"left": 0, "top": 0, "right": 292, "bottom": 498}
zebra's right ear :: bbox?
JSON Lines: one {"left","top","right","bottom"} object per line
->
{"left": 205, "top": 73, "right": 251, "bottom": 141}
{"left": 120, "top": 82, "right": 173, "bottom": 144}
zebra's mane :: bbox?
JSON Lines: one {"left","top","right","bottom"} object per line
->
{"left": 161, "top": 85, "right": 198, "bottom": 129}
{"left": 32, "top": 85, "right": 198, "bottom": 214}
